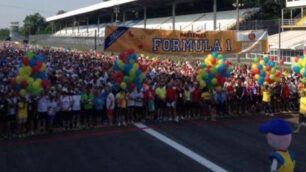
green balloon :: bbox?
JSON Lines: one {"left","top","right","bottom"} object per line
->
{"left": 26, "top": 51, "right": 34, "bottom": 59}
{"left": 124, "top": 76, "right": 130, "bottom": 83}
{"left": 117, "top": 60, "right": 125, "bottom": 70}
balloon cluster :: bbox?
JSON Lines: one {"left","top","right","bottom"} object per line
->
{"left": 10, "top": 51, "right": 50, "bottom": 97}
{"left": 196, "top": 52, "right": 232, "bottom": 89}
{"left": 251, "top": 55, "right": 281, "bottom": 86}
{"left": 112, "top": 49, "right": 148, "bottom": 90}
{"left": 292, "top": 55, "right": 306, "bottom": 84}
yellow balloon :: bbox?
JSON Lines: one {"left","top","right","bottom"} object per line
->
{"left": 199, "top": 80, "right": 206, "bottom": 89}
{"left": 196, "top": 75, "right": 202, "bottom": 82}
{"left": 255, "top": 74, "right": 260, "bottom": 80}
{"left": 212, "top": 78, "right": 217, "bottom": 85}
{"left": 259, "top": 60, "right": 265, "bottom": 65}
{"left": 27, "top": 78, "right": 34, "bottom": 85}
{"left": 40, "top": 64, "right": 46, "bottom": 71}
{"left": 120, "top": 82, "right": 127, "bottom": 89}
{"left": 251, "top": 64, "right": 257, "bottom": 70}
{"left": 133, "top": 63, "right": 139, "bottom": 69}
{"left": 20, "top": 89, "right": 27, "bottom": 97}
{"left": 16, "top": 76, "right": 22, "bottom": 84}
{"left": 301, "top": 68, "right": 305, "bottom": 76}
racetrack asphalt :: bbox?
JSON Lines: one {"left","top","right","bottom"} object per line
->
{"left": 0, "top": 115, "right": 305, "bottom": 172}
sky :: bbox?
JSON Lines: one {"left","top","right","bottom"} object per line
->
{"left": 0, "top": 0, "right": 101, "bottom": 28}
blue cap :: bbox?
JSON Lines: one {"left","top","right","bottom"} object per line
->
{"left": 259, "top": 118, "right": 292, "bottom": 135}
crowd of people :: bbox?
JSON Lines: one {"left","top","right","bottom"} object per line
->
{"left": 0, "top": 42, "right": 302, "bottom": 139}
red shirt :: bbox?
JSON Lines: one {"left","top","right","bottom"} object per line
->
{"left": 166, "top": 87, "right": 177, "bottom": 102}
{"left": 282, "top": 84, "right": 290, "bottom": 98}
{"left": 192, "top": 88, "right": 202, "bottom": 103}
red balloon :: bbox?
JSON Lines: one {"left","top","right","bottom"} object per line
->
{"left": 269, "top": 55, "right": 275, "bottom": 61}
{"left": 22, "top": 57, "right": 29, "bottom": 66}
{"left": 20, "top": 80, "right": 28, "bottom": 89}
{"left": 32, "top": 66, "right": 40, "bottom": 74}
{"left": 130, "top": 83, "right": 136, "bottom": 90}
{"left": 10, "top": 79, "right": 16, "bottom": 86}
{"left": 36, "top": 62, "right": 43, "bottom": 69}
{"left": 119, "top": 52, "right": 128, "bottom": 61}
{"left": 265, "top": 66, "right": 271, "bottom": 71}
{"left": 211, "top": 58, "right": 217, "bottom": 65}
{"left": 252, "top": 68, "right": 260, "bottom": 75}
{"left": 275, "top": 71, "right": 281, "bottom": 77}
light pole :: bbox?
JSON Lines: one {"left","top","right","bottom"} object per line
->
{"left": 233, "top": 0, "right": 244, "bottom": 63}
{"left": 113, "top": 6, "right": 120, "bottom": 25}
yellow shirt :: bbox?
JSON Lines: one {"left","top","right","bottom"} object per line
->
{"left": 271, "top": 151, "right": 295, "bottom": 172}
{"left": 201, "top": 92, "right": 211, "bottom": 101}
{"left": 17, "top": 101, "right": 28, "bottom": 119}
{"left": 184, "top": 90, "right": 191, "bottom": 101}
{"left": 262, "top": 90, "right": 271, "bottom": 103}
{"left": 116, "top": 92, "right": 127, "bottom": 108}
{"left": 155, "top": 87, "right": 166, "bottom": 100}
{"left": 299, "top": 97, "right": 306, "bottom": 115}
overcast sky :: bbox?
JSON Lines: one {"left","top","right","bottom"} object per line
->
{"left": 0, "top": 0, "right": 101, "bottom": 28}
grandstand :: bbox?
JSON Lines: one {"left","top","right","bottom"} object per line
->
{"left": 46, "top": 0, "right": 260, "bottom": 37}
{"left": 52, "top": 8, "right": 259, "bottom": 37}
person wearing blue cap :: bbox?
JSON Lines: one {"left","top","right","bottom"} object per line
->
{"left": 259, "top": 118, "right": 296, "bottom": 172}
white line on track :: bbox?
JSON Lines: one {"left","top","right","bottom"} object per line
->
{"left": 134, "top": 122, "right": 228, "bottom": 172}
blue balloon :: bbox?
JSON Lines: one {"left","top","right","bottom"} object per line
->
{"left": 257, "top": 64, "right": 263, "bottom": 70}
{"left": 212, "top": 52, "right": 218, "bottom": 58}
{"left": 128, "top": 54, "right": 137, "bottom": 61}
{"left": 124, "top": 64, "right": 133, "bottom": 74}
{"left": 268, "top": 61, "right": 275, "bottom": 67}
{"left": 36, "top": 54, "right": 45, "bottom": 61}
{"left": 39, "top": 72, "right": 46, "bottom": 79}
{"left": 208, "top": 73, "right": 215, "bottom": 79}
{"left": 263, "top": 57, "right": 269, "bottom": 64}
{"left": 15, "top": 84, "right": 21, "bottom": 91}
{"left": 260, "top": 71, "right": 266, "bottom": 77}
{"left": 217, "top": 65, "right": 226, "bottom": 75}
{"left": 129, "top": 59, "right": 135, "bottom": 64}
{"left": 293, "top": 65, "right": 301, "bottom": 73}
{"left": 136, "top": 69, "right": 141, "bottom": 77}
{"left": 30, "top": 59, "right": 36, "bottom": 67}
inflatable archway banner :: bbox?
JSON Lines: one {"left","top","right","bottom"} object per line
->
{"left": 104, "top": 25, "right": 268, "bottom": 55}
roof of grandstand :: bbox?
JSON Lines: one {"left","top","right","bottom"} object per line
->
{"left": 268, "top": 30, "right": 306, "bottom": 50}
{"left": 46, "top": 0, "right": 235, "bottom": 22}
{"left": 46, "top": 0, "right": 136, "bottom": 22}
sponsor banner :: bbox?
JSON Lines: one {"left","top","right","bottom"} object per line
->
{"left": 104, "top": 25, "right": 268, "bottom": 55}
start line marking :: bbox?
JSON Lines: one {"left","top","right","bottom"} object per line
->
{"left": 134, "top": 123, "right": 228, "bottom": 172}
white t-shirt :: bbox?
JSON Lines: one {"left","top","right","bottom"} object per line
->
{"left": 47, "top": 100, "right": 58, "bottom": 116}
{"left": 127, "top": 91, "right": 136, "bottom": 107}
{"left": 38, "top": 96, "right": 48, "bottom": 113}
{"left": 134, "top": 91, "right": 144, "bottom": 107}
{"left": 61, "top": 96, "right": 72, "bottom": 111}
{"left": 106, "top": 93, "right": 115, "bottom": 110}
{"left": 72, "top": 95, "right": 81, "bottom": 111}
{"left": 7, "top": 97, "right": 17, "bottom": 115}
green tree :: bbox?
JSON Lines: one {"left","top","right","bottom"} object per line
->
{"left": 57, "top": 10, "right": 66, "bottom": 15}
{"left": 20, "top": 13, "right": 50, "bottom": 36}
{"left": 0, "top": 28, "right": 9, "bottom": 40}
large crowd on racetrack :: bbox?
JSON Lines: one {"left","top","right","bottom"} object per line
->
{"left": 0, "top": 42, "right": 302, "bottom": 139}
